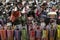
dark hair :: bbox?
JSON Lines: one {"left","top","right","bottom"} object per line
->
{"left": 27, "top": 11, "right": 35, "bottom": 18}
{"left": 37, "top": 27, "right": 40, "bottom": 29}
{"left": 23, "top": 28, "right": 26, "bottom": 30}
{"left": 30, "top": 28, "right": 33, "bottom": 31}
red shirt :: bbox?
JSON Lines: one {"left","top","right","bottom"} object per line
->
{"left": 10, "top": 11, "right": 20, "bottom": 22}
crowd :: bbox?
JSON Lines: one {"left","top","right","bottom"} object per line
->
{"left": 0, "top": 0, "right": 60, "bottom": 40}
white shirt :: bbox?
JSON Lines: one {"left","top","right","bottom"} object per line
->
{"left": 40, "top": 22, "right": 46, "bottom": 29}
{"left": 6, "top": 0, "right": 10, "bottom": 3}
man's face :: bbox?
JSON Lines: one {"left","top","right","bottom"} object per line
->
{"left": 18, "top": 4, "right": 22, "bottom": 7}
{"left": 52, "top": 6, "right": 56, "bottom": 11}
{"left": 28, "top": 16, "right": 33, "bottom": 20}
{"left": 41, "top": 6, "right": 45, "bottom": 10}
{"left": 49, "top": 15, "right": 56, "bottom": 18}
{"left": 40, "top": 18, "right": 44, "bottom": 22}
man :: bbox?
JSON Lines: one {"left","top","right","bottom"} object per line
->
{"left": 57, "top": 9, "right": 60, "bottom": 24}
{"left": 10, "top": 6, "right": 21, "bottom": 25}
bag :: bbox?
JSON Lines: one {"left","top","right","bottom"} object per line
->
{"left": 0, "top": 30, "right": 7, "bottom": 40}
{"left": 7, "top": 30, "right": 14, "bottom": 40}
{"left": 21, "top": 28, "right": 27, "bottom": 40}
{"left": 42, "top": 30, "right": 48, "bottom": 38}
{"left": 57, "top": 25, "right": 60, "bottom": 38}
{"left": 14, "top": 30, "right": 21, "bottom": 40}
